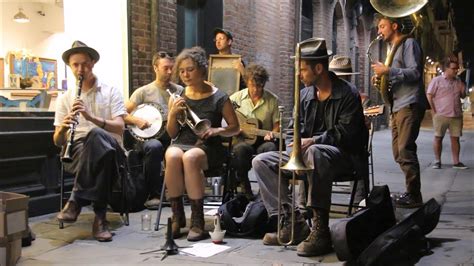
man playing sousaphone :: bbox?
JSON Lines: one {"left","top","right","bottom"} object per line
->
{"left": 124, "top": 51, "right": 184, "bottom": 209}
{"left": 371, "top": 14, "right": 428, "bottom": 208}
{"left": 252, "top": 38, "right": 368, "bottom": 256}
{"left": 229, "top": 64, "right": 280, "bottom": 199}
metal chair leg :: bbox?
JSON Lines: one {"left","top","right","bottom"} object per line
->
{"left": 59, "top": 163, "right": 65, "bottom": 229}
{"left": 155, "top": 182, "right": 167, "bottom": 231}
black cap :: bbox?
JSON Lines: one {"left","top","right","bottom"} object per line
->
{"left": 213, "top": 28, "right": 233, "bottom": 40}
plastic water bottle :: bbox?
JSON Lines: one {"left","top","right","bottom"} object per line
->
{"left": 212, "top": 179, "right": 220, "bottom": 200}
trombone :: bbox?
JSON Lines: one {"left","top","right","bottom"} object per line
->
{"left": 166, "top": 89, "right": 211, "bottom": 136}
{"left": 277, "top": 42, "right": 313, "bottom": 246}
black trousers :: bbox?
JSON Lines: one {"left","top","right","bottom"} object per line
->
{"left": 65, "top": 128, "right": 125, "bottom": 207}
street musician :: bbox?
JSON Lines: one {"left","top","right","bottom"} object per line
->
{"left": 229, "top": 64, "right": 280, "bottom": 199}
{"left": 124, "top": 51, "right": 183, "bottom": 210}
{"left": 252, "top": 38, "right": 368, "bottom": 256}
{"left": 54, "top": 41, "right": 127, "bottom": 242}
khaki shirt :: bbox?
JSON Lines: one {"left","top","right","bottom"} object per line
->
{"left": 230, "top": 88, "right": 279, "bottom": 131}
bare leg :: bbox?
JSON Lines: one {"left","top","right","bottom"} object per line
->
{"left": 450, "top": 136, "right": 461, "bottom": 164}
{"left": 164, "top": 147, "right": 185, "bottom": 198}
{"left": 183, "top": 148, "right": 208, "bottom": 200}
{"left": 433, "top": 136, "right": 443, "bottom": 162}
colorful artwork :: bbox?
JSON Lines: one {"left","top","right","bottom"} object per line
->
{"left": 9, "top": 55, "right": 57, "bottom": 89}
{"left": 0, "top": 58, "right": 4, "bottom": 88}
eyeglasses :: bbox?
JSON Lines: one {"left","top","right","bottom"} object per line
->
{"left": 158, "top": 51, "right": 173, "bottom": 58}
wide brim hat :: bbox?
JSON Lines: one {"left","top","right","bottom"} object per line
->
{"left": 213, "top": 28, "right": 233, "bottom": 40}
{"left": 329, "top": 55, "right": 360, "bottom": 76}
{"left": 62, "top": 40, "right": 100, "bottom": 65}
{"left": 293, "top": 37, "right": 333, "bottom": 59}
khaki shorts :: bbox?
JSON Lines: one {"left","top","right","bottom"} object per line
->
{"left": 432, "top": 114, "right": 463, "bottom": 137}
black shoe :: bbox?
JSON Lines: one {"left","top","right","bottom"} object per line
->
{"left": 395, "top": 192, "right": 423, "bottom": 208}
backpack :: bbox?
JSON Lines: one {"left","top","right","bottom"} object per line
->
{"left": 218, "top": 195, "right": 269, "bottom": 237}
{"left": 109, "top": 150, "right": 147, "bottom": 212}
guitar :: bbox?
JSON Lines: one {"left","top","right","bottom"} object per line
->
{"left": 233, "top": 111, "right": 284, "bottom": 145}
{"left": 363, "top": 105, "right": 384, "bottom": 117}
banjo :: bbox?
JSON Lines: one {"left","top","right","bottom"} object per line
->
{"left": 128, "top": 103, "right": 166, "bottom": 141}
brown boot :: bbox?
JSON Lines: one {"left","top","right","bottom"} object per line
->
{"left": 297, "top": 208, "right": 332, "bottom": 257}
{"left": 169, "top": 196, "right": 186, "bottom": 239}
{"left": 92, "top": 215, "right": 113, "bottom": 242}
{"left": 187, "top": 198, "right": 208, "bottom": 241}
{"left": 57, "top": 201, "right": 81, "bottom": 223}
{"left": 263, "top": 211, "right": 310, "bottom": 246}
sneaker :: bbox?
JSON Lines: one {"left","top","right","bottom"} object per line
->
{"left": 453, "top": 162, "right": 468, "bottom": 169}
{"left": 395, "top": 192, "right": 423, "bottom": 209}
{"left": 432, "top": 161, "right": 441, "bottom": 169}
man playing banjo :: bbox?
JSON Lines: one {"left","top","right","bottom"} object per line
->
{"left": 124, "top": 51, "right": 184, "bottom": 209}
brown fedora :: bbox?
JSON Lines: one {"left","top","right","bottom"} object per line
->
{"left": 62, "top": 40, "right": 100, "bottom": 65}
{"left": 329, "top": 55, "right": 360, "bottom": 76}
{"left": 296, "top": 37, "right": 333, "bottom": 59}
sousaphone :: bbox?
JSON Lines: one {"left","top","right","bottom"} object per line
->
{"left": 367, "top": 0, "right": 428, "bottom": 106}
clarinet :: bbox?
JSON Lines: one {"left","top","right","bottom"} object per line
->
{"left": 61, "top": 75, "right": 84, "bottom": 163}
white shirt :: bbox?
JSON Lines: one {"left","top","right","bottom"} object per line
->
{"left": 54, "top": 77, "right": 127, "bottom": 143}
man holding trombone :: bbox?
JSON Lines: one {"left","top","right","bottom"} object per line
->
{"left": 252, "top": 38, "right": 368, "bottom": 256}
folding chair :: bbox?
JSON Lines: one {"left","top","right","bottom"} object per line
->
{"left": 58, "top": 158, "right": 130, "bottom": 229}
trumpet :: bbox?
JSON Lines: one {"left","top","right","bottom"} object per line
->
{"left": 61, "top": 75, "right": 84, "bottom": 163}
{"left": 277, "top": 42, "right": 313, "bottom": 246}
{"left": 166, "top": 89, "right": 211, "bottom": 136}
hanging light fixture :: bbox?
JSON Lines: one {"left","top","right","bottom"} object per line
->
{"left": 13, "top": 8, "right": 30, "bottom": 23}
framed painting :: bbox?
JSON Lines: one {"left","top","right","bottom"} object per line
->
{"left": 0, "top": 58, "right": 3, "bottom": 88}
{"left": 208, "top": 54, "right": 241, "bottom": 96}
{"left": 9, "top": 54, "right": 57, "bottom": 89}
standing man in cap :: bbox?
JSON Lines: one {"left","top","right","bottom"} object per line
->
{"left": 213, "top": 28, "right": 246, "bottom": 90}
{"left": 252, "top": 37, "right": 368, "bottom": 256}
{"left": 124, "top": 51, "right": 183, "bottom": 209}
{"left": 54, "top": 40, "right": 127, "bottom": 242}
{"left": 371, "top": 14, "right": 428, "bottom": 208}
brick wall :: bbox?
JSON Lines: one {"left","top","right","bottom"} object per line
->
{"left": 157, "top": 0, "right": 178, "bottom": 55}
{"left": 129, "top": 0, "right": 381, "bottom": 113}
{"left": 129, "top": 0, "right": 153, "bottom": 91}
{"left": 222, "top": 0, "right": 296, "bottom": 119}
{"left": 129, "top": 0, "right": 177, "bottom": 93}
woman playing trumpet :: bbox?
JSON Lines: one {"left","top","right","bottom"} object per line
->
{"left": 165, "top": 46, "right": 239, "bottom": 241}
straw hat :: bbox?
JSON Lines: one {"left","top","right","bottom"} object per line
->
{"left": 329, "top": 55, "right": 360, "bottom": 76}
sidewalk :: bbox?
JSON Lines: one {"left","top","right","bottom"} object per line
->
{"left": 19, "top": 128, "right": 473, "bottom": 265}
